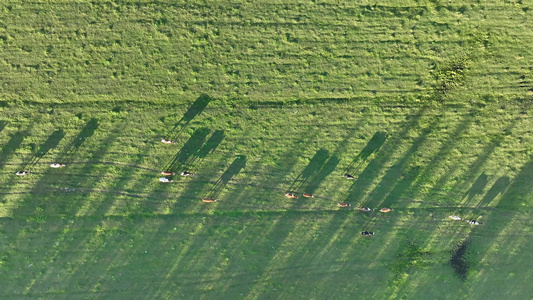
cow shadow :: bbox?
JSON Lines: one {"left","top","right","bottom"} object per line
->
{"left": 162, "top": 127, "right": 211, "bottom": 174}
{"left": 164, "top": 94, "right": 212, "bottom": 142}
{"left": 0, "top": 120, "right": 7, "bottom": 133}
{"left": 0, "top": 132, "right": 24, "bottom": 168}
{"left": 287, "top": 149, "right": 329, "bottom": 192}
{"left": 345, "top": 131, "right": 387, "bottom": 176}
{"left": 188, "top": 130, "right": 225, "bottom": 171}
{"left": 21, "top": 130, "right": 65, "bottom": 172}
{"left": 462, "top": 173, "right": 488, "bottom": 206}
{"left": 204, "top": 155, "right": 246, "bottom": 200}
{"left": 303, "top": 155, "right": 339, "bottom": 195}
{"left": 476, "top": 176, "right": 510, "bottom": 208}
{"left": 54, "top": 118, "right": 98, "bottom": 164}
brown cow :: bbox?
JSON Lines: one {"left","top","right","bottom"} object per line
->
{"left": 379, "top": 208, "right": 394, "bottom": 213}
{"left": 303, "top": 193, "right": 314, "bottom": 198}
{"left": 202, "top": 198, "right": 217, "bottom": 203}
{"left": 161, "top": 139, "right": 176, "bottom": 144}
{"left": 338, "top": 203, "right": 351, "bottom": 207}
{"left": 161, "top": 171, "right": 176, "bottom": 176}
{"left": 285, "top": 192, "right": 298, "bottom": 199}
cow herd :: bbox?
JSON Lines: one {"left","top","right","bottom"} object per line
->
{"left": 13, "top": 136, "right": 483, "bottom": 235}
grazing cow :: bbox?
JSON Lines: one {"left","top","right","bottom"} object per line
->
{"left": 449, "top": 215, "right": 463, "bottom": 220}
{"left": 16, "top": 171, "right": 29, "bottom": 176}
{"left": 379, "top": 208, "right": 394, "bottom": 213}
{"left": 161, "top": 171, "right": 176, "bottom": 176}
{"left": 202, "top": 198, "right": 217, "bottom": 203}
{"left": 344, "top": 174, "right": 357, "bottom": 180}
{"left": 161, "top": 139, "right": 176, "bottom": 144}
{"left": 338, "top": 203, "right": 351, "bottom": 207}
{"left": 358, "top": 207, "right": 373, "bottom": 212}
{"left": 303, "top": 193, "right": 314, "bottom": 198}
{"left": 467, "top": 220, "right": 481, "bottom": 225}
{"left": 50, "top": 163, "right": 66, "bottom": 168}
{"left": 285, "top": 192, "right": 298, "bottom": 199}
{"left": 361, "top": 231, "right": 375, "bottom": 236}
{"left": 159, "top": 177, "right": 173, "bottom": 183}
{"left": 180, "top": 172, "right": 193, "bottom": 176}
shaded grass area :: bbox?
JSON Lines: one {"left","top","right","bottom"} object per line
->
{"left": 0, "top": 100, "right": 530, "bottom": 299}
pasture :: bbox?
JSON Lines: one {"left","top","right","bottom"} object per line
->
{"left": 1, "top": 0, "right": 533, "bottom": 299}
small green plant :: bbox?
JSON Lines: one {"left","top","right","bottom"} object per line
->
{"left": 435, "top": 55, "right": 470, "bottom": 97}
{"left": 390, "top": 240, "right": 430, "bottom": 276}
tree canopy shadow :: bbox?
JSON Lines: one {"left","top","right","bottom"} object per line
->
{"left": 477, "top": 176, "right": 510, "bottom": 208}
{"left": 163, "top": 127, "right": 210, "bottom": 173}
{"left": 449, "top": 240, "right": 470, "bottom": 281}
{"left": 205, "top": 155, "right": 246, "bottom": 199}
{"left": 165, "top": 94, "right": 212, "bottom": 141}
{"left": 0, "top": 132, "right": 24, "bottom": 168}
{"left": 463, "top": 173, "right": 488, "bottom": 206}
{"left": 55, "top": 118, "right": 98, "bottom": 164}
{"left": 345, "top": 131, "right": 387, "bottom": 175}
{"left": 21, "top": 130, "right": 65, "bottom": 171}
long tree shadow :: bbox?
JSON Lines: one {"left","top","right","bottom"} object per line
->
{"left": 21, "top": 130, "right": 65, "bottom": 172}
{"left": 205, "top": 155, "right": 246, "bottom": 200}
{"left": 54, "top": 118, "right": 98, "bottom": 165}
{"left": 477, "top": 176, "right": 510, "bottom": 208}
{"left": 163, "top": 127, "right": 210, "bottom": 173}
{"left": 0, "top": 132, "right": 24, "bottom": 169}
{"left": 462, "top": 173, "right": 488, "bottom": 206}
{"left": 287, "top": 149, "right": 329, "bottom": 192}
{"left": 345, "top": 131, "right": 387, "bottom": 175}
{"left": 164, "top": 94, "right": 212, "bottom": 142}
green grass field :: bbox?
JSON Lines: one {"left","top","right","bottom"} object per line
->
{"left": 1, "top": 0, "right": 533, "bottom": 299}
